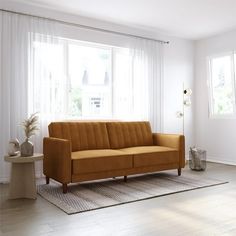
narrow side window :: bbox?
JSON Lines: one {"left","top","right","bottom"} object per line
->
{"left": 208, "top": 53, "right": 236, "bottom": 118}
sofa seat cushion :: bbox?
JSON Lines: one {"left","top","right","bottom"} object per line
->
{"left": 119, "top": 146, "right": 179, "bottom": 168}
{"left": 72, "top": 149, "right": 133, "bottom": 174}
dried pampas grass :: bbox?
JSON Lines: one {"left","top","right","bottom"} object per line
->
{"left": 22, "top": 112, "right": 39, "bottom": 139}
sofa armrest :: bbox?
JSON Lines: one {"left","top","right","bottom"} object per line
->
{"left": 43, "top": 137, "right": 71, "bottom": 184}
{"left": 153, "top": 133, "right": 185, "bottom": 168}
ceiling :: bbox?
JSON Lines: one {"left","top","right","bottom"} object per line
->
{"left": 6, "top": 0, "right": 236, "bottom": 40}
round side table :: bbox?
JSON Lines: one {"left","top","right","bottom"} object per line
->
{"left": 4, "top": 153, "right": 43, "bottom": 199}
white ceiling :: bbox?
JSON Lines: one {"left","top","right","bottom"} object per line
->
{"left": 7, "top": 0, "right": 236, "bottom": 40}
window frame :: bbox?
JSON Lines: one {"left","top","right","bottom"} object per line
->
{"left": 207, "top": 52, "right": 236, "bottom": 119}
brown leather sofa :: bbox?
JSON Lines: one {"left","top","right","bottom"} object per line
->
{"left": 43, "top": 121, "right": 185, "bottom": 193}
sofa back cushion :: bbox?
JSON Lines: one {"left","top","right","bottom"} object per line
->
{"left": 48, "top": 122, "right": 110, "bottom": 151}
{"left": 106, "top": 121, "right": 153, "bottom": 149}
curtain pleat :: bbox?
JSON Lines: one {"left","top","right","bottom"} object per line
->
{"left": 113, "top": 39, "right": 163, "bottom": 132}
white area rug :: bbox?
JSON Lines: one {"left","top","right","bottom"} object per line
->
{"left": 37, "top": 172, "right": 227, "bottom": 214}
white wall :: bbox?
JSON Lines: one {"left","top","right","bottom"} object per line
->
{"left": 163, "top": 39, "right": 194, "bottom": 154}
{"left": 195, "top": 30, "right": 236, "bottom": 165}
{"left": 0, "top": 1, "right": 195, "bottom": 169}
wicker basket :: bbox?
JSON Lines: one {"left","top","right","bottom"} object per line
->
{"left": 189, "top": 147, "right": 206, "bottom": 171}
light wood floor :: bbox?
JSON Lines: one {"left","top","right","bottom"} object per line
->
{"left": 1, "top": 162, "right": 236, "bottom": 236}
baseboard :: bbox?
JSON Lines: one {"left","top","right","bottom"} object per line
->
{"left": 185, "top": 152, "right": 236, "bottom": 166}
{"left": 206, "top": 157, "right": 236, "bottom": 166}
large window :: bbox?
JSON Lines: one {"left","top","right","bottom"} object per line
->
{"left": 31, "top": 35, "right": 160, "bottom": 123}
{"left": 208, "top": 53, "right": 236, "bottom": 117}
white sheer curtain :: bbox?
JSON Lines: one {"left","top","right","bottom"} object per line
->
{"left": 0, "top": 11, "right": 60, "bottom": 181}
{"left": 113, "top": 39, "right": 163, "bottom": 132}
{"left": 28, "top": 32, "right": 67, "bottom": 153}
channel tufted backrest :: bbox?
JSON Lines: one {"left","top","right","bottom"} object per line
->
{"left": 48, "top": 122, "right": 110, "bottom": 152}
{"left": 106, "top": 121, "right": 153, "bottom": 149}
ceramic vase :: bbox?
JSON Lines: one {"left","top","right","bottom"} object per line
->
{"left": 20, "top": 138, "right": 34, "bottom": 157}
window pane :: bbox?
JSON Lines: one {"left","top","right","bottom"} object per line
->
{"left": 113, "top": 48, "right": 133, "bottom": 119}
{"left": 68, "top": 43, "right": 112, "bottom": 118}
{"left": 210, "top": 55, "right": 235, "bottom": 116}
{"left": 32, "top": 41, "right": 66, "bottom": 115}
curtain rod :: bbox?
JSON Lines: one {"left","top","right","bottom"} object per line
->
{"left": 0, "top": 8, "right": 169, "bottom": 44}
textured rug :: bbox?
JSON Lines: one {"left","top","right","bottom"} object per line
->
{"left": 37, "top": 172, "right": 227, "bottom": 215}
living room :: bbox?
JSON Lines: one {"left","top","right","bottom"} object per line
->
{"left": 0, "top": 0, "right": 236, "bottom": 235}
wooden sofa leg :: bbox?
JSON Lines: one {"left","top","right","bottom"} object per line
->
{"left": 46, "top": 176, "right": 50, "bottom": 184}
{"left": 124, "top": 176, "right": 127, "bottom": 182}
{"left": 62, "top": 183, "right": 68, "bottom": 194}
{"left": 178, "top": 168, "right": 181, "bottom": 176}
